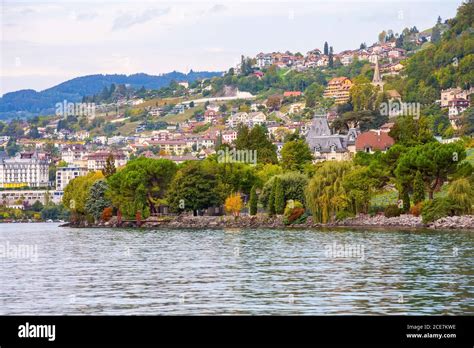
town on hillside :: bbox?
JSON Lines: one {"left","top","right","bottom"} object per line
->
{"left": 0, "top": 3, "right": 473, "bottom": 228}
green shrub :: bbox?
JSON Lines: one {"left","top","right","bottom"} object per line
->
{"left": 421, "top": 197, "right": 460, "bottom": 223}
{"left": 260, "top": 172, "right": 308, "bottom": 208}
{"left": 368, "top": 205, "right": 385, "bottom": 216}
{"left": 335, "top": 210, "right": 355, "bottom": 221}
{"left": 447, "top": 178, "right": 474, "bottom": 214}
{"left": 384, "top": 204, "right": 401, "bottom": 218}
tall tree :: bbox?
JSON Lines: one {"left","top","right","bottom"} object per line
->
{"left": 167, "top": 161, "right": 221, "bottom": 216}
{"left": 85, "top": 180, "right": 111, "bottom": 222}
{"left": 431, "top": 25, "right": 441, "bottom": 43}
{"left": 342, "top": 166, "right": 377, "bottom": 215}
{"left": 328, "top": 46, "right": 334, "bottom": 68}
{"left": 412, "top": 171, "right": 425, "bottom": 204}
{"left": 274, "top": 177, "right": 285, "bottom": 215}
{"left": 281, "top": 139, "right": 313, "bottom": 172}
{"left": 235, "top": 125, "right": 278, "bottom": 164}
{"left": 107, "top": 158, "right": 177, "bottom": 218}
{"left": 324, "top": 41, "right": 329, "bottom": 56}
{"left": 306, "top": 161, "right": 352, "bottom": 223}
{"left": 102, "top": 154, "right": 116, "bottom": 178}
{"left": 389, "top": 116, "right": 434, "bottom": 146}
{"left": 349, "top": 76, "right": 379, "bottom": 111}
{"left": 305, "top": 83, "right": 325, "bottom": 108}
{"left": 447, "top": 178, "right": 473, "bottom": 214}
{"left": 63, "top": 171, "right": 104, "bottom": 220}
{"left": 395, "top": 142, "right": 466, "bottom": 200}
{"left": 249, "top": 185, "right": 258, "bottom": 216}
{"left": 268, "top": 183, "right": 276, "bottom": 216}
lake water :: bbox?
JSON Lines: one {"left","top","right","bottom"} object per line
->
{"left": 0, "top": 223, "right": 472, "bottom": 315}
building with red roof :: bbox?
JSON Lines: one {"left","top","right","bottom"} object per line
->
{"left": 283, "top": 91, "right": 302, "bottom": 97}
{"left": 355, "top": 130, "right": 394, "bottom": 153}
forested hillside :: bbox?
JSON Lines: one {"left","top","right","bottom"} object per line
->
{"left": 0, "top": 71, "right": 222, "bottom": 119}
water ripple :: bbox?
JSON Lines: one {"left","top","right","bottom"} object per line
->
{"left": 0, "top": 223, "right": 472, "bottom": 315}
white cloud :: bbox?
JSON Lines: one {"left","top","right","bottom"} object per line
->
{"left": 209, "top": 4, "right": 227, "bottom": 13}
{"left": 0, "top": 0, "right": 461, "bottom": 95}
{"left": 111, "top": 8, "right": 170, "bottom": 31}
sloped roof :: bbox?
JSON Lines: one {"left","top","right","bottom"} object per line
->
{"left": 355, "top": 131, "right": 394, "bottom": 151}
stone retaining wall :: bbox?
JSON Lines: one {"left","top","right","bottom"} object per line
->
{"left": 88, "top": 213, "right": 474, "bottom": 230}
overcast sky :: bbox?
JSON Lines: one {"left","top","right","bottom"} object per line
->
{"left": 0, "top": 0, "right": 462, "bottom": 95}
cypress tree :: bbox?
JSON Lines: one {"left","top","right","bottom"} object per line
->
{"left": 249, "top": 185, "right": 258, "bottom": 216}
{"left": 413, "top": 171, "right": 425, "bottom": 204}
{"left": 400, "top": 186, "right": 410, "bottom": 213}
{"left": 328, "top": 46, "right": 334, "bottom": 68}
{"left": 274, "top": 177, "right": 285, "bottom": 215}
{"left": 102, "top": 154, "right": 116, "bottom": 178}
{"left": 403, "top": 189, "right": 410, "bottom": 213}
{"left": 268, "top": 183, "right": 276, "bottom": 216}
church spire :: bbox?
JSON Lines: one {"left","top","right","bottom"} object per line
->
{"left": 372, "top": 55, "right": 384, "bottom": 89}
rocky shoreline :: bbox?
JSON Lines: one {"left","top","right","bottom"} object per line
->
{"left": 64, "top": 213, "right": 474, "bottom": 230}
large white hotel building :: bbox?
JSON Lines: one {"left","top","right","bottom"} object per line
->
{"left": 0, "top": 152, "right": 49, "bottom": 188}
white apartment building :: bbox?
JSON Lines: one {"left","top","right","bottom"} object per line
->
{"left": 56, "top": 165, "right": 89, "bottom": 191}
{"left": 0, "top": 190, "right": 63, "bottom": 206}
{"left": 61, "top": 144, "right": 88, "bottom": 165}
{"left": 86, "top": 151, "right": 128, "bottom": 171}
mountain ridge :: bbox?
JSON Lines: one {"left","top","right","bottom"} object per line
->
{"left": 0, "top": 71, "right": 223, "bottom": 119}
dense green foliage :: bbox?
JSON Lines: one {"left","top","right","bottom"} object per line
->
{"left": 234, "top": 125, "right": 278, "bottom": 164}
{"left": 63, "top": 171, "right": 104, "bottom": 218}
{"left": 260, "top": 172, "right": 308, "bottom": 209}
{"left": 413, "top": 171, "right": 426, "bottom": 204}
{"left": 249, "top": 185, "right": 258, "bottom": 215}
{"left": 107, "top": 157, "right": 177, "bottom": 218}
{"left": 421, "top": 197, "right": 459, "bottom": 223}
{"left": 384, "top": 204, "right": 402, "bottom": 218}
{"left": 274, "top": 177, "right": 285, "bottom": 215}
{"left": 85, "top": 180, "right": 111, "bottom": 221}
{"left": 396, "top": 2, "right": 474, "bottom": 103}
{"left": 395, "top": 141, "right": 466, "bottom": 199}
{"left": 166, "top": 161, "right": 222, "bottom": 215}
{"left": 447, "top": 178, "right": 474, "bottom": 214}
{"left": 51, "top": 1, "right": 474, "bottom": 226}
{"left": 280, "top": 139, "right": 313, "bottom": 172}
{"left": 305, "top": 161, "right": 352, "bottom": 223}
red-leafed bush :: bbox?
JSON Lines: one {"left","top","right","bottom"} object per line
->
{"left": 101, "top": 207, "right": 113, "bottom": 222}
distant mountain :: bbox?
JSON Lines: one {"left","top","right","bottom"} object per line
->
{"left": 0, "top": 71, "right": 223, "bottom": 120}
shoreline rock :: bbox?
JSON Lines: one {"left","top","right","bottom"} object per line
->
{"left": 65, "top": 213, "right": 474, "bottom": 231}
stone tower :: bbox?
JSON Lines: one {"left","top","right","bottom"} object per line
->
{"left": 372, "top": 55, "right": 384, "bottom": 89}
